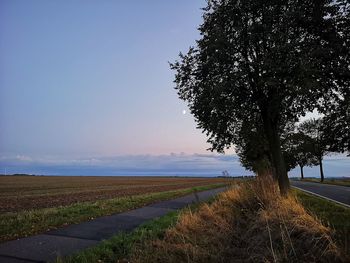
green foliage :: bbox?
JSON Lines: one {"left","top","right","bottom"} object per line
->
{"left": 298, "top": 118, "right": 329, "bottom": 180}
{"left": 322, "top": 92, "right": 350, "bottom": 155}
{"left": 171, "top": 0, "right": 349, "bottom": 150}
{"left": 282, "top": 132, "right": 318, "bottom": 172}
{"left": 170, "top": 0, "right": 350, "bottom": 193}
{"left": 298, "top": 118, "right": 327, "bottom": 156}
{"left": 235, "top": 119, "right": 272, "bottom": 175}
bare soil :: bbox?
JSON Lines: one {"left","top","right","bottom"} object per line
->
{"left": 0, "top": 176, "right": 229, "bottom": 212}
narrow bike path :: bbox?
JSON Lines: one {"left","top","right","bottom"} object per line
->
{"left": 0, "top": 187, "right": 227, "bottom": 263}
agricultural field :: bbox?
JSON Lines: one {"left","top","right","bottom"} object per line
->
{"left": 0, "top": 176, "right": 230, "bottom": 242}
{"left": 0, "top": 176, "right": 230, "bottom": 213}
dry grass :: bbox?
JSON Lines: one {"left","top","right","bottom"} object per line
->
{"left": 132, "top": 177, "right": 347, "bottom": 263}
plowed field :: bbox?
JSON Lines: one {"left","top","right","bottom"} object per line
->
{"left": 0, "top": 176, "right": 229, "bottom": 212}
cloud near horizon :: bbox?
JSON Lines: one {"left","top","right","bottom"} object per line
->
{"left": 0, "top": 153, "right": 349, "bottom": 178}
{"left": 0, "top": 153, "right": 250, "bottom": 176}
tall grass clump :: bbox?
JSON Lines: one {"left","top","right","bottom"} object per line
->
{"left": 133, "top": 177, "right": 347, "bottom": 263}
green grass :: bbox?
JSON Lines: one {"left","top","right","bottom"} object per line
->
{"left": 60, "top": 210, "right": 180, "bottom": 263}
{"left": 294, "top": 189, "right": 350, "bottom": 253}
{"left": 301, "top": 178, "right": 350, "bottom": 187}
{"left": 60, "top": 197, "right": 214, "bottom": 263}
{"left": 0, "top": 183, "right": 226, "bottom": 243}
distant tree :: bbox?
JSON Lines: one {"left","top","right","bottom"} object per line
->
{"left": 282, "top": 132, "right": 318, "bottom": 179}
{"left": 171, "top": 0, "right": 350, "bottom": 195}
{"left": 222, "top": 170, "right": 230, "bottom": 177}
{"left": 298, "top": 119, "right": 330, "bottom": 182}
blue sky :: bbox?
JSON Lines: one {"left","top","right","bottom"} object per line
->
{"left": 0, "top": 0, "right": 349, "bottom": 177}
{"left": 0, "top": 0, "right": 212, "bottom": 158}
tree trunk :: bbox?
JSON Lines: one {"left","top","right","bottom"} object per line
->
{"left": 319, "top": 157, "right": 324, "bottom": 182}
{"left": 262, "top": 115, "right": 290, "bottom": 196}
{"left": 300, "top": 165, "right": 304, "bottom": 180}
{"left": 255, "top": 157, "right": 272, "bottom": 178}
{"left": 256, "top": 166, "right": 272, "bottom": 178}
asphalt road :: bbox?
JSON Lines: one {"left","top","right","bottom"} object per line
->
{"left": 291, "top": 180, "right": 350, "bottom": 207}
{"left": 0, "top": 187, "right": 227, "bottom": 263}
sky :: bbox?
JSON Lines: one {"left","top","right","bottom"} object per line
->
{"left": 0, "top": 0, "right": 212, "bottom": 158}
{"left": 0, "top": 0, "right": 349, "bottom": 176}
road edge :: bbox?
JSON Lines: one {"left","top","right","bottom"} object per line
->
{"left": 292, "top": 186, "right": 350, "bottom": 209}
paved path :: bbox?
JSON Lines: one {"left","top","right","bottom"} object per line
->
{"left": 0, "top": 187, "right": 227, "bottom": 263}
{"left": 291, "top": 181, "right": 350, "bottom": 207}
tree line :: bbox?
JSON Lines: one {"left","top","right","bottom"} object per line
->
{"left": 171, "top": 0, "right": 350, "bottom": 195}
{"left": 282, "top": 117, "right": 348, "bottom": 182}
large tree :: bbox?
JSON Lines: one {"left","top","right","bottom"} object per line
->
{"left": 171, "top": 0, "right": 350, "bottom": 195}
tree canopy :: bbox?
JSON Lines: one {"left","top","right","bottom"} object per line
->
{"left": 322, "top": 92, "right": 350, "bottom": 155}
{"left": 171, "top": 0, "right": 350, "bottom": 195}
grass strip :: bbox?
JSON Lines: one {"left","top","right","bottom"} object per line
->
{"left": 0, "top": 183, "right": 226, "bottom": 243}
{"left": 60, "top": 210, "right": 180, "bottom": 263}
{"left": 300, "top": 178, "right": 350, "bottom": 187}
{"left": 60, "top": 197, "right": 214, "bottom": 263}
{"left": 131, "top": 178, "right": 346, "bottom": 262}
{"left": 62, "top": 184, "right": 350, "bottom": 262}
{"left": 294, "top": 189, "right": 350, "bottom": 254}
